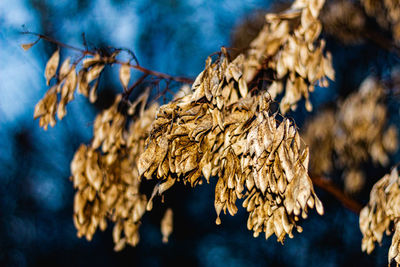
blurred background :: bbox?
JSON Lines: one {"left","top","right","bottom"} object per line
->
{"left": 1, "top": 0, "right": 400, "bottom": 266}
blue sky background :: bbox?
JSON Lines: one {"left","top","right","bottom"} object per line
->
{"left": 0, "top": 0, "right": 397, "bottom": 266}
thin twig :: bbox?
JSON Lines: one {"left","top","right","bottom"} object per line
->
{"left": 123, "top": 73, "right": 149, "bottom": 99}
{"left": 21, "top": 31, "right": 194, "bottom": 84}
{"left": 311, "top": 176, "right": 363, "bottom": 214}
{"left": 21, "top": 31, "right": 92, "bottom": 54}
{"left": 121, "top": 62, "right": 194, "bottom": 84}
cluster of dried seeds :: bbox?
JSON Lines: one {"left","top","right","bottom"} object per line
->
{"left": 34, "top": 51, "right": 114, "bottom": 129}
{"left": 139, "top": 51, "right": 324, "bottom": 242}
{"left": 238, "top": 99, "right": 324, "bottom": 241}
{"left": 360, "top": 168, "right": 400, "bottom": 265}
{"left": 34, "top": 49, "right": 76, "bottom": 129}
{"left": 71, "top": 96, "right": 162, "bottom": 251}
{"left": 243, "top": 0, "right": 334, "bottom": 114}
{"left": 303, "top": 77, "right": 398, "bottom": 193}
{"left": 29, "top": 0, "right": 338, "bottom": 251}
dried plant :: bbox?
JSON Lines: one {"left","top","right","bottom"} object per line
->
{"left": 26, "top": 0, "right": 334, "bottom": 247}
{"left": 71, "top": 95, "right": 159, "bottom": 251}
{"left": 303, "top": 76, "right": 398, "bottom": 194}
{"left": 138, "top": 49, "right": 323, "bottom": 242}
{"left": 20, "top": 0, "right": 400, "bottom": 264}
{"left": 243, "top": 0, "right": 335, "bottom": 113}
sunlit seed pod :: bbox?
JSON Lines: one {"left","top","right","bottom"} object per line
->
{"left": 293, "top": 202, "right": 301, "bottom": 216}
{"left": 44, "top": 49, "right": 60, "bottom": 85}
{"left": 315, "top": 197, "right": 324, "bottom": 215}
{"left": 59, "top": 57, "right": 71, "bottom": 80}
{"left": 21, "top": 41, "right": 37, "bottom": 51}
{"left": 273, "top": 215, "right": 284, "bottom": 239}
{"left": 89, "top": 79, "right": 99, "bottom": 103}
{"left": 301, "top": 210, "right": 308, "bottom": 219}
{"left": 119, "top": 64, "right": 131, "bottom": 89}
{"left": 83, "top": 55, "right": 101, "bottom": 68}
{"left": 276, "top": 195, "right": 282, "bottom": 204}
{"left": 307, "top": 196, "right": 315, "bottom": 209}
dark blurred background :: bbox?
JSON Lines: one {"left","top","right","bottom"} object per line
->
{"left": 1, "top": 0, "right": 400, "bottom": 266}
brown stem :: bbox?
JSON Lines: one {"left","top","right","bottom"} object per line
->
{"left": 123, "top": 73, "right": 149, "bottom": 99}
{"left": 311, "top": 176, "right": 363, "bottom": 214}
{"left": 120, "top": 62, "right": 194, "bottom": 84}
{"left": 22, "top": 31, "right": 194, "bottom": 84}
{"left": 22, "top": 31, "right": 92, "bottom": 54}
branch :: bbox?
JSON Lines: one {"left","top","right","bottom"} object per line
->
{"left": 311, "top": 176, "right": 363, "bottom": 214}
{"left": 123, "top": 73, "right": 149, "bottom": 99}
{"left": 21, "top": 31, "right": 194, "bottom": 85}
{"left": 126, "top": 63, "right": 194, "bottom": 84}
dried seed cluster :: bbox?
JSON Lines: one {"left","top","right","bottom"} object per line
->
{"left": 239, "top": 102, "right": 324, "bottom": 242}
{"left": 34, "top": 52, "right": 116, "bottom": 129}
{"left": 30, "top": 0, "right": 335, "bottom": 250}
{"left": 34, "top": 50, "right": 77, "bottom": 129}
{"left": 362, "top": 0, "right": 400, "bottom": 43}
{"left": 139, "top": 52, "right": 247, "bottom": 212}
{"left": 71, "top": 95, "right": 159, "bottom": 251}
{"left": 303, "top": 77, "right": 398, "bottom": 193}
{"left": 139, "top": 51, "right": 323, "bottom": 243}
{"left": 360, "top": 168, "right": 400, "bottom": 265}
{"left": 243, "top": 0, "right": 334, "bottom": 114}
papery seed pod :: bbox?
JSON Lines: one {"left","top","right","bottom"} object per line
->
{"left": 161, "top": 208, "right": 173, "bottom": 243}
{"left": 86, "top": 64, "right": 105, "bottom": 83}
{"left": 83, "top": 54, "right": 101, "bottom": 68}
{"left": 45, "top": 49, "right": 60, "bottom": 85}
{"left": 119, "top": 64, "right": 131, "bottom": 89}
{"left": 21, "top": 41, "right": 37, "bottom": 51}
{"left": 59, "top": 57, "right": 71, "bottom": 80}
{"left": 243, "top": 0, "right": 334, "bottom": 114}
